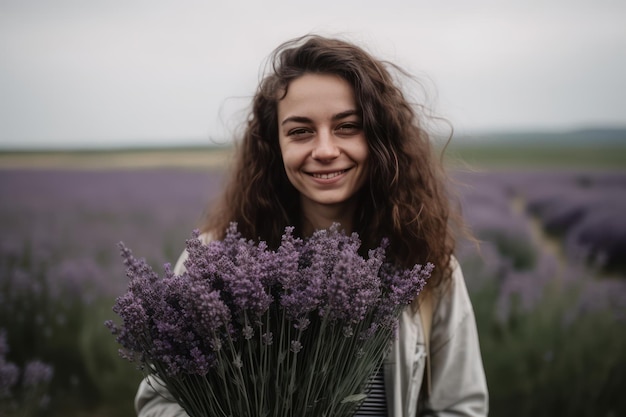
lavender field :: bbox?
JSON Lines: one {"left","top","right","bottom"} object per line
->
{"left": 1, "top": 164, "right": 625, "bottom": 416}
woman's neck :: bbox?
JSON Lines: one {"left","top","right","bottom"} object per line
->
{"left": 300, "top": 201, "right": 356, "bottom": 237}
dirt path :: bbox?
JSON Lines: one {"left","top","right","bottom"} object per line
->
{"left": 510, "top": 194, "right": 567, "bottom": 280}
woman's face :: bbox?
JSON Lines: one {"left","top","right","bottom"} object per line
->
{"left": 278, "top": 73, "right": 369, "bottom": 215}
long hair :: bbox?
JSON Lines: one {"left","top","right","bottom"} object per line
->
{"left": 204, "top": 35, "right": 462, "bottom": 290}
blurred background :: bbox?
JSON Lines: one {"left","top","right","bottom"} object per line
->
{"left": 1, "top": 1, "right": 625, "bottom": 416}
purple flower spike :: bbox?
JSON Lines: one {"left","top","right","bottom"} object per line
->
{"left": 22, "top": 360, "right": 54, "bottom": 388}
{"left": 242, "top": 325, "right": 254, "bottom": 340}
{"left": 262, "top": 332, "right": 273, "bottom": 346}
{"left": 290, "top": 340, "right": 302, "bottom": 353}
{"left": 0, "top": 361, "right": 19, "bottom": 397}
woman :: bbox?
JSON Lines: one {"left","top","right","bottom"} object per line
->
{"left": 135, "top": 35, "right": 488, "bottom": 416}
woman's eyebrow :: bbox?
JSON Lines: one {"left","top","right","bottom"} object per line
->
{"left": 281, "top": 116, "right": 312, "bottom": 126}
{"left": 281, "top": 110, "right": 360, "bottom": 126}
{"left": 332, "top": 109, "right": 360, "bottom": 121}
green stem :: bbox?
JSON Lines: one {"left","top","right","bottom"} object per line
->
{"left": 303, "top": 315, "right": 329, "bottom": 415}
{"left": 224, "top": 330, "right": 252, "bottom": 417}
{"left": 286, "top": 328, "right": 303, "bottom": 417}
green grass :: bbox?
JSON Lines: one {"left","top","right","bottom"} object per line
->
{"left": 443, "top": 144, "right": 626, "bottom": 169}
{"left": 465, "top": 256, "right": 626, "bottom": 417}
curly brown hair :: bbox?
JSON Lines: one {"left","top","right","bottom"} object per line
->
{"left": 204, "top": 35, "right": 462, "bottom": 291}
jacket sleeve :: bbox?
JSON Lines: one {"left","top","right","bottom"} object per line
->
{"left": 135, "top": 376, "right": 189, "bottom": 417}
{"left": 423, "top": 257, "right": 489, "bottom": 416}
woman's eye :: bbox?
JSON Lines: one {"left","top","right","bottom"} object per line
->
{"left": 287, "top": 128, "right": 312, "bottom": 138}
{"left": 336, "top": 123, "right": 361, "bottom": 135}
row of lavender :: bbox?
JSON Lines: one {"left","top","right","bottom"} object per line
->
{"left": 1, "top": 168, "right": 625, "bottom": 416}
{"left": 455, "top": 169, "right": 626, "bottom": 416}
{"left": 470, "top": 170, "right": 626, "bottom": 272}
{"left": 456, "top": 169, "right": 626, "bottom": 315}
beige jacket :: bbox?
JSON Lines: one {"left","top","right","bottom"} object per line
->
{"left": 383, "top": 257, "right": 488, "bottom": 416}
{"left": 135, "top": 249, "right": 488, "bottom": 417}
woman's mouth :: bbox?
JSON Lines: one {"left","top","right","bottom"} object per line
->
{"left": 310, "top": 169, "right": 349, "bottom": 180}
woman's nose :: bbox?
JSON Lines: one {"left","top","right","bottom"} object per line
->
{"left": 311, "top": 131, "right": 340, "bottom": 160}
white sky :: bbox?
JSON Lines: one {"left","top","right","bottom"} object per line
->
{"left": 1, "top": 0, "right": 625, "bottom": 149}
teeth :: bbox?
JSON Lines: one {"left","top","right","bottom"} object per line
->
{"left": 312, "top": 170, "right": 345, "bottom": 179}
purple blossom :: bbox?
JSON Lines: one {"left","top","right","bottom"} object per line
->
{"left": 119, "top": 243, "right": 160, "bottom": 287}
{"left": 383, "top": 262, "right": 433, "bottom": 307}
{"left": 566, "top": 206, "right": 626, "bottom": 271}
{"left": 293, "top": 317, "right": 310, "bottom": 331}
{"left": 108, "top": 222, "right": 432, "bottom": 385}
{"left": 182, "top": 282, "right": 231, "bottom": 338}
{"left": 262, "top": 332, "right": 273, "bottom": 346}
{"left": 189, "top": 347, "right": 212, "bottom": 375}
{"left": 0, "top": 361, "right": 19, "bottom": 398}
{"left": 495, "top": 251, "right": 560, "bottom": 321}
{"left": 0, "top": 329, "right": 19, "bottom": 398}
{"left": 0, "top": 329, "right": 53, "bottom": 406}
{"left": 22, "top": 360, "right": 53, "bottom": 388}
{"left": 232, "top": 355, "right": 243, "bottom": 368}
{"left": 184, "top": 224, "right": 275, "bottom": 317}
{"left": 352, "top": 261, "right": 432, "bottom": 339}
{"left": 242, "top": 325, "right": 254, "bottom": 339}
{"left": 323, "top": 247, "right": 380, "bottom": 323}
{"left": 290, "top": 340, "right": 302, "bottom": 353}
{"left": 277, "top": 228, "right": 317, "bottom": 318}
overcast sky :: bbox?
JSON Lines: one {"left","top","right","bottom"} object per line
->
{"left": 1, "top": 0, "right": 625, "bottom": 149}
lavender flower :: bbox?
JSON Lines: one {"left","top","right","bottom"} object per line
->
{"left": 290, "top": 340, "right": 302, "bottom": 353}
{"left": 323, "top": 246, "right": 380, "bottom": 323}
{"left": 108, "top": 223, "right": 433, "bottom": 417}
{"left": 22, "top": 360, "right": 53, "bottom": 388}
{"left": 232, "top": 355, "right": 243, "bottom": 368}
{"left": 185, "top": 225, "right": 275, "bottom": 317}
{"left": 242, "top": 325, "right": 254, "bottom": 339}
{"left": 0, "top": 330, "right": 18, "bottom": 399}
{"left": 0, "top": 361, "right": 19, "bottom": 398}
{"left": 0, "top": 329, "right": 53, "bottom": 416}
{"left": 262, "top": 332, "right": 273, "bottom": 345}
{"left": 278, "top": 228, "right": 325, "bottom": 320}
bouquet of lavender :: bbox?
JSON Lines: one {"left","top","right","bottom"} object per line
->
{"left": 106, "top": 224, "right": 432, "bottom": 417}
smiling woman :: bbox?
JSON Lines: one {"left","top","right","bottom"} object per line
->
{"left": 135, "top": 34, "right": 488, "bottom": 417}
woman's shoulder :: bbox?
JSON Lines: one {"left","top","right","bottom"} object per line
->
{"left": 435, "top": 254, "right": 470, "bottom": 303}
{"left": 448, "top": 255, "right": 463, "bottom": 286}
{"left": 430, "top": 255, "right": 476, "bottom": 335}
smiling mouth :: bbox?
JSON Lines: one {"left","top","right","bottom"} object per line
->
{"left": 309, "top": 169, "right": 349, "bottom": 180}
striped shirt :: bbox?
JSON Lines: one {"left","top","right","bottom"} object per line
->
{"left": 354, "top": 367, "right": 387, "bottom": 416}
